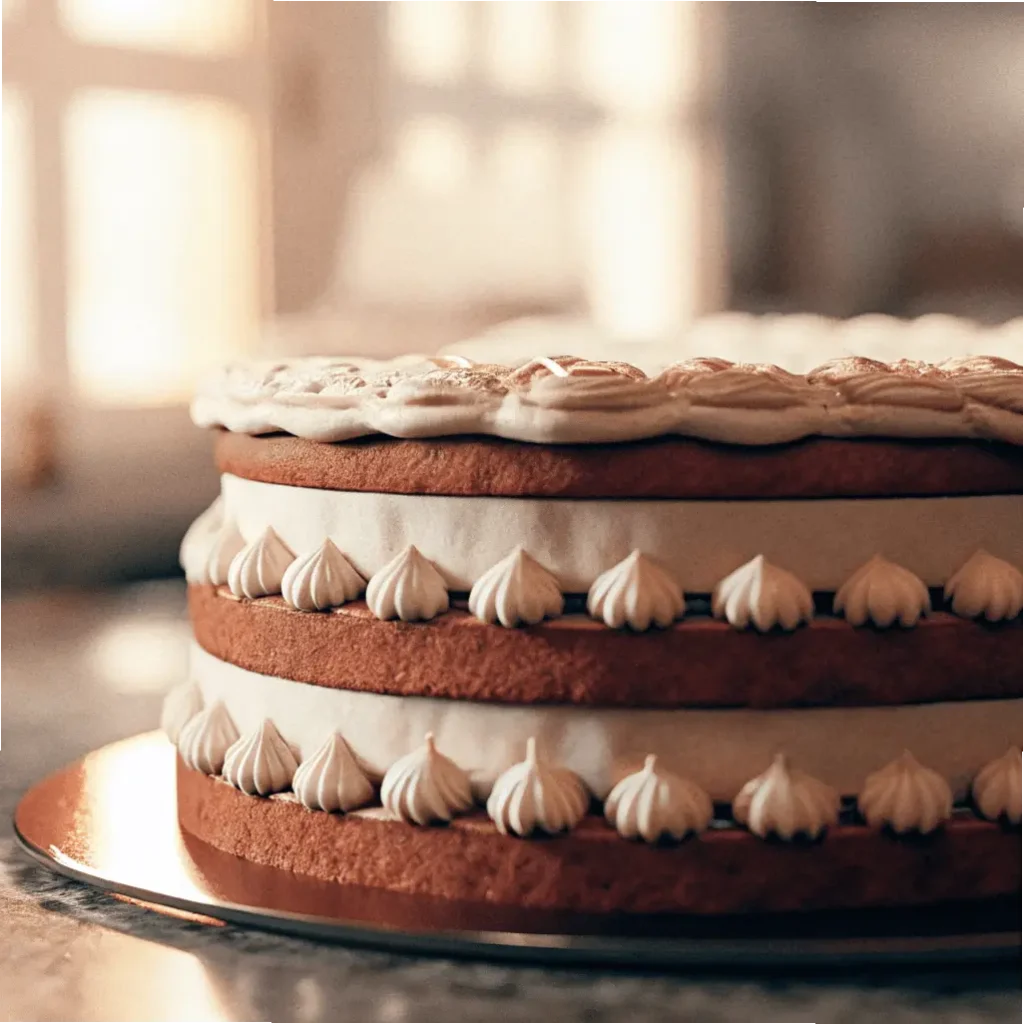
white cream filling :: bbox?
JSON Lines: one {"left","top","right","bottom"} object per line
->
{"left": 219, "top": 474, "right": 1021, "bottom": 592}
{"left": 190, "top": 644, "right": 1022, "bottom": 803}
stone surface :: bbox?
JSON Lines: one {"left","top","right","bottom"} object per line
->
{"left": 2, "top": 581, "right": 1020, "bottom": 1023}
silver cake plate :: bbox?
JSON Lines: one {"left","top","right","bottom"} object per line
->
{"left": 13, "top": 732, "right": 1021, "bottom": 969}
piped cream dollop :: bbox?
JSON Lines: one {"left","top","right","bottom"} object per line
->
{"left": 944, "top": 550, "right": 1023, "bottom": 622}
{"left": 365, "top": 545, "right": 449, "bottom": 622}
{"left": 468, "top": 547, "right": 563, "bottom": 627}
{"left": 160, "top": 680, "right": 203, "bottom": 744}
{"left": 222, "top": 719, "right": 299, "bottom": 797}
{"left": 486, "top": 737, "right": 589, "bottom": 837}
{"left": 179, "top": 497, "right": 224, "bottom": 583}
{"left": 586, "top": 550, "right": 684, "bottom": 631}
{"left": 857, "top": 751, "right": 952, "bottom": 834}
{"left": 177, "top": 701, "right": 239, "bottom": 775}
{"left": 380, "top": 733, "right": 473, "bottom": 825}
{"left": 833, "top": 555, "right": 931, "bottom": 627}
{"left": 281, "top": 539, "right": 366, "bottom": 611}
{"left": 971, "top": 748, "right": 1022, "bottom": 824}
{"left": 712, "top": 555, "right": 813, "bottom": 632}
{"left": 604, "top": 755, "right": 713, "bottom": 842}
{"left": 227, "top": 527, "right": 296, "bottom": 599}
{"left": 204, "top": 519, "right": 246, "bottom": 586}
{"left": 292, "top": 732, "right": 375, "bottom": 812}
{"left": 732, "top": 755, "right": 839, "bottom": 840}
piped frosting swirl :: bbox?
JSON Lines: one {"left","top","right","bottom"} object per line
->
{"left": 486, "top": 737, "right": 589, "bottom": 837}
{"left": 281, "top": 539, "right": 366, "bottom": 611}
{"left": 179, "top": 497, "right": 224, "bottom": 583}
{"left": 944, "top": 550, "right": 1023, "bottom": 622}
{"left": 204, "top": 519, "right": 245, "bottom": 586}
{"left": 971, "top": 748, "right": 1022, "bottom": 824}
{"left": 712, "top": 555, "right": 813, "bottom": 632}
{"left": 222, "top": 719, "right": 299, "bottom": 797}
{"left": 468, "top": 547, "right": 563, "bottom": 627}
{"left": 380, "top": 733, "right": 473, "bottom": 825}
{"left": 604, "top": 755, "right": 713, "bottom": 842}
{"left": 177, "top": 701, "right": 239, "bottom": 775}
{"left": 732, "top": 755, "right": 839, "bottom": 840}
{"left": 587, "top": 551, "right": 684, "bottom": 631}
{"left": 227, "top": 527, "right": 296, "bottom": 599}
{"left": 160, "top": 680, "right": 203, "bottom": 744}
{"left": 365, "top": 545, "right": 449, "bottom": 622}
{"left": 857, "top": 751, "right": 952, "bottom": 834}
{"left": 292, "top": 732, "right": 374, "bottom": 813}
{"left": 833, "top": 555, "right": 930, "bottom": 627}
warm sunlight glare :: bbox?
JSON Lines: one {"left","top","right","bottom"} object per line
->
{"left": 575, "top": 1, "right": 697, "bottom": 116}
{"left": 59, "top": 0, "right": 252, "bottom": 55}
{"left": 490, "top": 121, "right": 560, "bottom": 193}
{"left": 389, "top": 1, "right": 469, "bottom": 84}
{"left": 2, "top": 87, "right": 35, "bottom": 390}
{"left": 65, "top": 90, "right": 259, "bottom": 404}
{"left": 484, "top": 1, "right": 557, "bottom": 95}
{"left": 395, "top": 115, "right": 472, "bottom": 193}
{"left": 579, "top": 126, "right": 697, "bottom": 339}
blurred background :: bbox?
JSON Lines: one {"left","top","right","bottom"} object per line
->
{"left": 2, "top": 0, "right": 1023, "bottom": 588}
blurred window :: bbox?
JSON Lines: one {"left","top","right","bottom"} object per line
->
{"left": 2, "top": 0, "right": 267, "bottom": 422}
{"left": 339, "top": 1, "right": 722, "bottom": 340}
{"left": 66, "top": 90, "right": 259, "bottom": 404}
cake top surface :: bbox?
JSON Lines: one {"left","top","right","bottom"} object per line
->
{"left": 192, "top": 314, "right": 1022, "bottom": 446}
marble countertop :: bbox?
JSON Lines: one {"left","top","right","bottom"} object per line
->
{"left": 2, "top": 581, "right": 1019, "bottom": 1023}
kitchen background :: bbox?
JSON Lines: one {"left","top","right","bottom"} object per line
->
{"left": 3, "top": 1, "right": 1022, "bottom": 589}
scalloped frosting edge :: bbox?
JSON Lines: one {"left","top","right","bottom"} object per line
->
{"left": 191, "top": 339, "right": 1024, "bottom": 447}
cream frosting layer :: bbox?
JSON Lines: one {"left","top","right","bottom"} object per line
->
{"left": 191, "top": 318, "right": 1022, "bottom": 445}
{"left": 189, "top": 643, "right": 1022, "bottom": 803}
{"left": 218, "top": 474, "right": 1022, "bottom": 593}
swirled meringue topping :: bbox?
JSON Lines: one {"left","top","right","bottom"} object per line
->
{"left": 712, "top": 555, "right": 813, "bottom": 632}
{"left": 486, "top": 737, "right": 589, "bottom": 837}
{"left": 732, "top": 755, "right": 839, "bottom": 840}
{"left": 971, "top": 748, "right": 1022, "bottom": 825}
{"left": 468, "top": 547, "right": 563, "bottom": 627}
{"left": 944, "top": 549, "right": 1023, "bottom": 622}
{"left": 380, "top": 733, "right": 473, "bottom": 825}
{"left": 227, "top": 527, "right": 296, "bottom": 599}
{"left": 281, "top": 539, "right": 366, "bottom": 611}
{"left": 833, "top": 555, "right": 930, "bottom": 627}
{"left": 587, "top": 550, "right": 684, "bottom": 631}
{"left": 685, "top": 364, "right": 818, "bottom": 409}
{"left": 941, "top": 356, "right": 1023, "bottom": 412}
{"left": 160, "top": 679, "right": 203, "bottom": 744}
{"left": 507, "top": 355, "right": 647, "bottom": 387}
{"left": 604, "top": 755, "right": 713, "bottom": 842}
{"left": 365, "top": 545, "right": 450, "bottom": 622}
{"left": 177, "top": 701, "right": 239, "bottom": 775}
{"left": 193, "top": 321, "right": 1023, "bottom": 446}
{"left": 524, "top": 373, "right": 667, "bottom": 412}
{"left": 292, "top": 732, "right": 375, "bottom": 813}
{"left": 204, "top": 519, "right": 245, "bottom": 586}
{"left": 179, "top": 497, "right": 224, "bottom": 583}
{"left": 222, "top": 719, "right": 299, "bottom": 797}
{"left": 857, "top": 751, "right": 952, "bottom": 834}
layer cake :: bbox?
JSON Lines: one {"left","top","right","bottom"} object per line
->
{"left": 164, "top": 316, "right": 1023, "bottom": 916}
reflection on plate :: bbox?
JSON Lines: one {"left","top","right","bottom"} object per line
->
{"left": 14, "top": 732, "right": 1022, "bottom": 968}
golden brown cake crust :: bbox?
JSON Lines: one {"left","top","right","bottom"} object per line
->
{"left": 176, "top": 760, "right": 1021, "bottom": 915}
{"left": 213, "top": 430, "right": 1022, "bottom": 499}
{"left": 188, "top": 585, "right": 1022, "bottom": 709}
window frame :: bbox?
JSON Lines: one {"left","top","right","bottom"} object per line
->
{"left": 1, "top": 0, "right": 273, "bottom": 583}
